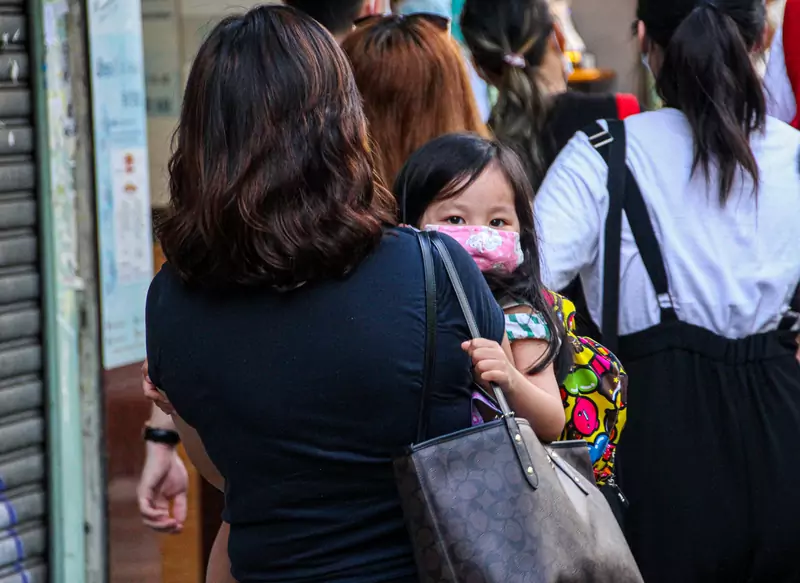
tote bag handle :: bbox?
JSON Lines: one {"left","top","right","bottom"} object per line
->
{"left": 415, "top": 231, "right": 515, "bottom": 444}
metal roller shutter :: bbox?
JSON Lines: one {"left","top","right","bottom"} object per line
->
{"left": 0, "top": 1, "right": 45, "bottom": 581}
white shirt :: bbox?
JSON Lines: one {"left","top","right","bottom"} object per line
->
{"left": 535, "top": 108, "right": 800, "bottom": 338}
{"left": 764, "top": 29, "right": 797, "bottom": 124}
{"left": 463, "top": 51, "right": 491, "bottom": 122}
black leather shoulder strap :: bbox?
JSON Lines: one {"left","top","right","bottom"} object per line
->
{"left": 415, "top": 231, "right": 437, "bottom": 443}
{"left": 779, "top": 282, "right": 800, "bottom": 331}
{"left": 428, "top": 234, "right": 513, "bottom": 416}
{"left": 600, "top": 120, "right": 627, "bottom": 353}
{"left": 584, "top": 120, "right": 678, "bottom": 351}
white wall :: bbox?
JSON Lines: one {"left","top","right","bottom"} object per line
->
{"left": 144, "top": 0, "right": 273, "bottom": 207}
{"left": 571, "top": 0, "right": 640, "bottom": 94}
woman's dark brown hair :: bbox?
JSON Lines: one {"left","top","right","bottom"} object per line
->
{"left": 341, "top": 15, "right": 489, "bottom": 186}
{"left": 159, "top": 5, "right": 396, "bottom": 289}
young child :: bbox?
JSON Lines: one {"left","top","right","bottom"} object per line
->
{"left": 394, "top": 133, "right": 627, "bottom": 488}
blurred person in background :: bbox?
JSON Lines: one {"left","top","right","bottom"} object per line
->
{"left": 533, "top": 0, "right": 800, "bottom": 579}
{"left": 460, "top": 0, "right": 640, "bottom": 191}
{"left": 392, "top": 0, "right": 493, "bottom": 120}
{"left": 764, "top": 0, "right": 799, "bottom": 126}
{"left": 284, "top": 0, "right": 386, "bottom": 40}
{"left": 146, "top": 5, "right": 509, "bottom": 583}
{"left": 341, "top": 13, "right": 489, "bottom": 186}
{"left": 460, "top": 0, "right": 640, "bottom": 340}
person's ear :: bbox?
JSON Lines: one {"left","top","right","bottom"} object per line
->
{"left": 637, "top": 20, "right": 648, "bottom": 54}
{"left": 552, "top": 21, "right": 567, "bottom": 53}
{"left": 757, "top": 22, "right": 770, "bottom": 53}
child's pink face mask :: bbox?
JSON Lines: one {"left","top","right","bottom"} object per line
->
{"left": 424, "top": 225, "right": 524, "bottom": 274}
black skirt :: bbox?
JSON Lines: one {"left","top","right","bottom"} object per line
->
{"left": 582, "top": 119, "right": 800, "bottom": 583}
{"left": 616, "top": 321, "right": 800, "bottom": 583}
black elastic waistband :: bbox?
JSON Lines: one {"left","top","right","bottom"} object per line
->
{"left": 618, "top": 321, "right": 798, "bottom": 365}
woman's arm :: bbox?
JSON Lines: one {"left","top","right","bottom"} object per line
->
{"left": 147, "top": 401, "right": 176, "bottom": 430}
{"left": 172, "top": 414, "right": 225, "bottom": 492}
{"left": 142, "top": 358, "right": 225, "bottom": 491}
{"left": 207, "top": 522, "right": 237, "bottom": 583}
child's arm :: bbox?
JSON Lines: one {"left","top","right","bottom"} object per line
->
{"left": 506, "top": 336, "right": 565, "bottom": 440}
{"left": 463, "top": 337, "right": 566, "bottom": 441}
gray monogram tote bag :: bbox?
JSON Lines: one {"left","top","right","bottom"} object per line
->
{"left": 393, "top": 231, "right": 643, "bottom": 583}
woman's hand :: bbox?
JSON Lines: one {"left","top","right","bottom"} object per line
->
{"left": 137, "top": 442, "right": 188, "bottom": 533}
{"left": 142, "top": 358, "right": 174, "bottom": 415}
{"left": 462, "top": 338, "right": 521, "bottom": 394}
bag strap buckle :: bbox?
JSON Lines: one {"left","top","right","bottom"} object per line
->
{"left": 587, "top": 128, "right": 613, "bottom": 149}
{"left": 783, "top": 310, "right": 800, "bottom": 332}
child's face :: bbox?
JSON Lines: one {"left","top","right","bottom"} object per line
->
{"left": 419, "top": 163, "right": 520, "bottom": 233}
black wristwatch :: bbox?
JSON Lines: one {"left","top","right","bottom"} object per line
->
{"left": 143, "top": 426, "right": 181, "bottom": 446}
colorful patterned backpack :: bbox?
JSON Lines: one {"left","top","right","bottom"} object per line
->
{"left": 470, "top": 291, "right": 627, "bottom": 488}
{"left": 546, "top": 291, "right": 628, "bottom": 486}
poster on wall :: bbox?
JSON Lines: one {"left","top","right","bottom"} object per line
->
{"left": 141, "top": 0, "right": 182, "bottom": 117}
{"left": 87, "top": 0, "right": 154, "bottom": 369}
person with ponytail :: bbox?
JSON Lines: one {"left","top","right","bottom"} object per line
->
{"left": 460, "top": 0, "right": 641, "bottom": 190}
{"left": 765, "top": 0, "right": 799, "bottom": 127}
{"left": 533, "top": 0, "right": 800, "bottom": 580}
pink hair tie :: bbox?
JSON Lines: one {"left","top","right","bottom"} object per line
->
{"left": 503, "top": 53, "right": 526, "bottom": 68}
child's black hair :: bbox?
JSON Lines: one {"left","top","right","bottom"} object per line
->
{"left": 395, "top": 132, "right": 571, "bottom": 379}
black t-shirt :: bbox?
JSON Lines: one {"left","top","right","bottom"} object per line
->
{"left": 146, "top": 228, "right": 504, "bottom": 583}
{"left": 540, "top": 92, "right": 620, "bottom": 175}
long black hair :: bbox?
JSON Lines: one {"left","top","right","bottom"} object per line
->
{"left": 460, "top": 0, "right": 555, "bottom": 187}
{"left": 639, "top": 0, "right": 767, "bottom": 204}
{"left": 395, "top": 133, "right": 570, "bottom": 378}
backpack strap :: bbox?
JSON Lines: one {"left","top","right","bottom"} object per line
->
{"left": 583, "top": 121, "right": 678, "bottom": 350}
{"left": 779, "top": 282, "right": 800, "bottom": 332}
{"left": 594, "top": 121, "right": 626, "bottom": 354}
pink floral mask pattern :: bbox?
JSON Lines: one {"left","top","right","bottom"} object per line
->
{"left": 424, "top": 225, "right": 524, "bottom": 274}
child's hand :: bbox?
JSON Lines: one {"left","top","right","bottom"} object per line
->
{"left": 462, "top": 338, "right": 519, "bottom": 394}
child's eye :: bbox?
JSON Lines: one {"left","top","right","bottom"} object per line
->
{"left": 446, "top": 216, "right": 466, "bottom": 225}
{"left": 489, "top": 219, "right": 508, "bottom": 228}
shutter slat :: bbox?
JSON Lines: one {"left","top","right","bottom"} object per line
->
{"left": 0, "top": 307, "right": 39, "bottom": 342}
{"left": 0, "top": 525, "right": 45, "bottom": 568}
{"left": 0, "top": 343, "right": 40, "bottom": 381}
{"left": 0, "top": 197, "right": 35, "bottom": 229}
{"left": 0, "top": 379, "right": 41, "bottom": 417}
{"left": 0, "top": 268, "right": 37, "bottom": 305}
{"left": 0, "top": 89, "right": 28, "bottom": 120}
{"left": 0, "top": 447, "right": 44, "bottom": 489}
{"left": 0, "top": 488, "right": 45, "bottom": 529}
{"left": 0, "top": 416, "right": 43, "bottom": 455}
{"left": 0, "top": 562, "right": 45, "bottom": 583}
